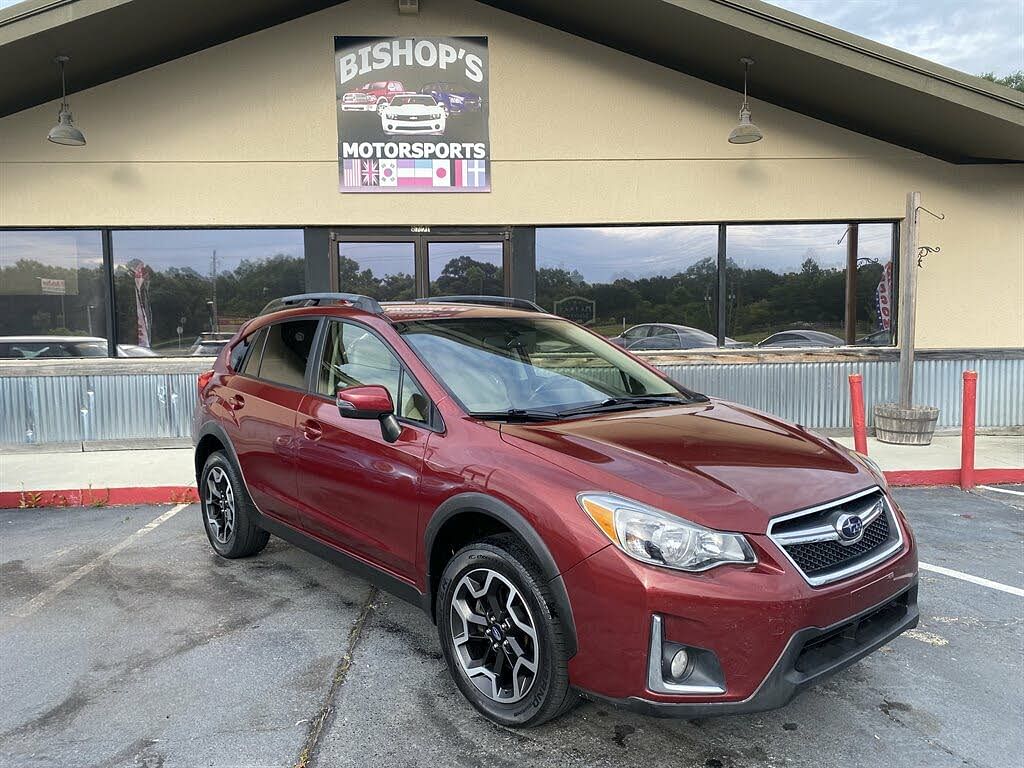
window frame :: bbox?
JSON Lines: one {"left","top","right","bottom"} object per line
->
{"left": 308, "top": 317, "right": 443, "bottom": 432}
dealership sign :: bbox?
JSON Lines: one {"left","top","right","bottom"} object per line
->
{"left": 39, "top": 278, "right": 66, "bottom": 295}
{"left": 554, "top": 296, "right": 596, "bottom": 326}
{"left": 335, "top": 36, "right": 490, "bottom": 193}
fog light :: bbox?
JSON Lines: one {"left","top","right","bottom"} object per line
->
{"left": 670, "top": 649, "right": 690, "bottom": 679}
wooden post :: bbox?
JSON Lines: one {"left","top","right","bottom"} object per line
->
{"left": 898, "top": 192, "right": 920, "bottom": 409}
{"left": 845, "top": 223, "right": 859, "bottom": 345}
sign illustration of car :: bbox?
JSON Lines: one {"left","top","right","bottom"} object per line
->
{"left": 341, "top": 80, "right": 410, "bottom": 112}
{"left": 380, "top": 94, "right": 447, "bottom": 135}
{"left": 420, "top": 81, "right": 483, "bottom": 116}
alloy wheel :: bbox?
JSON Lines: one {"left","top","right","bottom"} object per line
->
{"left": 204, "top": 466, "right": 236, "bottom": 545}
{"left": 449, "top": 568, "right": 539, "bottom": 703}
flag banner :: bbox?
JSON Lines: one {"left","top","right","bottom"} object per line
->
{"left": 335, "top": 36, "right": 491, "bottom": 193}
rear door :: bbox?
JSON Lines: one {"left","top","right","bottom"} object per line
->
{"left": 224, "top": 318, "right": 319, "bottom": 526}
{"left": 293, "top": 319, "right": 434, "bottom": 581}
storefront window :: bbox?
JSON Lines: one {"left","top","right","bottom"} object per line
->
{"left": 0, "top": 230, "right": 110, "bottom": 358}
{"left": 428, "top": 241, "right": 503, "bottom": 296}
{"left": 726, "top": 223, "right": 896, "bottom": 347}
{"left": 111, "top": 229, "right": 303, "bottom": 356}
{"left": 339, "top": 241, "right": 416, "bottom": 302}
{"left": 536, "top": 226, "right": 718, "bottom": 345}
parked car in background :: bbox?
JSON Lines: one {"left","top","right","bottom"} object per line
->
{"left": 757, "top": 330, "right": 845, "bottom": 348}
{"left": 380, "top": 94, "right": 447, "bottom": 136}
{"left": 341, "top": 80, "right": 411, "bottom": 112}
{"left": 0, "top": 335, "right": 157, "bottom": 359}
{"left": 189, "top": 332, "right": 235, "bottom": 357}
{"left": 193, "top": 293, "right": 918, "bottom": 728}
{"left": 419, "top": 81, "right": 483, "bottom": 116}
{"left": 610, "top": 323, "right": 747, "bottom": 350}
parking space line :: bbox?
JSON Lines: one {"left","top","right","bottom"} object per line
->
{"left": 8, "top": 504, "right": 191, "bottom": 621}
{"left": 977, "top": 485, "right": 1024, "bottom": 497}
{"left": 920, "top": 562, "right": 1024, "bottom": 598}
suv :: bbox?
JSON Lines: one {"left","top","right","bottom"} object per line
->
{"left": 419, "top": 81, "right": 483, "bottom": 116}
{"left": 193, "top": 293, "right": 918, "bottom": 727}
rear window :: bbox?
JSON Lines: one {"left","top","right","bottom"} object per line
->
{"left": 257, "top": 319, "right": 319, "bottom": 389}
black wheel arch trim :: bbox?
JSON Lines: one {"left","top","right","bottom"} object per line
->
{"left": 194, "top": 421, "right": 241, "bottom": 483}
{"left": 424, "top": 492, "right": 578, "bottom": 657}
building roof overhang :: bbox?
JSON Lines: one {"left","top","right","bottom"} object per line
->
{"left": 2, "top": 0, "right": 1021, "bottom": 163}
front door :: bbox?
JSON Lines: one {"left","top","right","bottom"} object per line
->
{"left": 293, "top": 318, "right": 435, "bottom": 582}
{"left": 333, "top": 229, "right": 509, "bottom": 300}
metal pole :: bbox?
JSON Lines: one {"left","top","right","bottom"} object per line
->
{"left": 849, "top": 373, "right": 868, "bottom": 454}
{"left": 897, "top": 192, "right": 920, "bottom": 409}
{"left": 844, "top": 223, "right": 859, "bottom": 345}
{"left": 960, "top": 370, "right": 978, "bottom": 490}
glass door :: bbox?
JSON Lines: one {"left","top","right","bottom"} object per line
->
{"left": 334, "top": 230, "right": 509, "bottom": 300}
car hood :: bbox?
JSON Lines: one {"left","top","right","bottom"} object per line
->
{"left": 498, "top": 400, "right": 875, "bottom": 534}
{"left": 387, "top": 104, "right": 439, "bottom": 115}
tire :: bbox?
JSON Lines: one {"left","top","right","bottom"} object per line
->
{"left": 199, "top": 450, "right": 270, "bottom": 559}
{"left": 436, "top": 534, "right": 577, "bottom": 727}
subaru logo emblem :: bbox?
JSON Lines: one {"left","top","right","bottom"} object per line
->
{"left": 836, "top": 513, "right": 864, "bottom": 543}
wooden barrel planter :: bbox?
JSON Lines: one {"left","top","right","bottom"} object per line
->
{"left": 873, "top": 404, "right": 940, "bottom": 445}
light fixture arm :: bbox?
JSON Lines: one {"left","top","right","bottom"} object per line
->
{"left": 739, "top": 57, "right": 754, "bottom": 111}
{"left": 56, "top": 55, "right": 70, "bottom": 111}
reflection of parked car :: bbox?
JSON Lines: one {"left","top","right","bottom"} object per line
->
{"left": 341, "top": 80, "right": 410, "bottom": 112}
{"left": 190, "top": 332, "right": 234, "bottom": 357}
{"left": 420, "top": 81, "right": 483, "bottom": 116}
{"left": 0, "top": 335, "right": 157, "bottom": 358}
{"left": 855, "top": 329, "right": 894, "bottom": 346}
{"left": 194, "top": 293, "right": 917, "bottom": 728}
{"left": 757, "top": 330, "right": 845, "bottom": 348}
{"left": 380, "top": 94, "right": 446, "bottom": 135}
{"left": 610, "top": 324, "right": 746, "bottom": 350}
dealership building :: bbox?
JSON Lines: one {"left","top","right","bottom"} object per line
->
{"left": 1, "top": 0, "right": 1022, "bottom": 446}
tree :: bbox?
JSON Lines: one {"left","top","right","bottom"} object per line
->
{"left": 981, "top": 71, "right": 1024, "bottom": 93}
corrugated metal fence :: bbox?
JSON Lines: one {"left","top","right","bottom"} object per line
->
{"left": 1, "top": 354, "right": 1021, "bottom": 446}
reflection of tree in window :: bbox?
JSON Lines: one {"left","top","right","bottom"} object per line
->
{"left": 430, "top": 255, "right": 503, "bottom": 296}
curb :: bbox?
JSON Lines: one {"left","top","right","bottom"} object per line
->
{"left": 0, "top": 486, "right": 199, "bottom": 510}
{"left": 2, "top": 469, "right": 1022, "bottom": 509}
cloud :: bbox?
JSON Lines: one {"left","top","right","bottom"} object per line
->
{"left": 770, "top": 0, "right": 1023, "bottom": 76}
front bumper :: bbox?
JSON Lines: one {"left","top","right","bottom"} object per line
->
{"left": 582, "top": 582, "right": 918, "bottom": 717}
{"left": 561, "top": 505, "right": 919, "bottom": 715}
{"left": 381, "top": 117, "right": 446, "bottom": 134}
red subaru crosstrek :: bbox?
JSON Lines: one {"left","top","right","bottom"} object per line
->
{"left": 193, "top": 293, "right": 918, "bottom": 727}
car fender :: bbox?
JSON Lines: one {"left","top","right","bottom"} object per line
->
{"left": 424, "top": 492, "right": 578, "bottom": 656}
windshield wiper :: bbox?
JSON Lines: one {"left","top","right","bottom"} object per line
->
{"left": 469, "top": 408, "right": 562, "bottom": 422}
{"left": 556, "top": 394, "right": 699, "bottom": 417}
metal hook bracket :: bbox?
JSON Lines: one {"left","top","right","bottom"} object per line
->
{"left": 917, "top": 245, "right": 940, "bottom": 267}
{"left": 916, "top": 205, "right": 945, "bottom": 221}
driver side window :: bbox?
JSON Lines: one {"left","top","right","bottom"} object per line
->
{"left": 317, "top": 321, "right": 430, "bottom": 424}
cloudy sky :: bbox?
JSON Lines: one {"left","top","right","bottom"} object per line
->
{"left": 770, "top": 0, "right": 1022, "bottom": 76}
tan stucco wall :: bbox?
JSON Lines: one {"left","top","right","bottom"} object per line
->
{"left": 1, "top": 0, "right": 1021, "bottom": 348}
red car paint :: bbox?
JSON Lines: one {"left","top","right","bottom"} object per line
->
{"left": 194, "top": 302, "right": 918, "bottom": 715}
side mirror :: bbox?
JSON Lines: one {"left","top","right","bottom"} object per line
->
{"left": 336, "top": 385, "right": 401, "bottom": 443}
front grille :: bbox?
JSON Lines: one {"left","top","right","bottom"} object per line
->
{"left": 768, "top": 488, "right": 903, "bottom": 586}
{"left": 786, "top": 514, "right": 890, "bottom": 576}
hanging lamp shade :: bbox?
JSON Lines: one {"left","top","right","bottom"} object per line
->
{"left": 47, "top": 56, "right": 86, "bottom": 146}
{"left": 728, "top": 57, "right": 762, "bottom": 145}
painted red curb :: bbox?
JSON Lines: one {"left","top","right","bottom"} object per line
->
{"left": 0, "top": 486, "right": 199, "bottom": 510}
{"left": 884, "top": 468, "right": 1024, "bottom": 487}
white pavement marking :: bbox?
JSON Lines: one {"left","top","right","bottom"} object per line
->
{"left": 977, "top": 485, "right": 1024, "bottom": 497}
{"left": 9, "top": 504, "right": 191, "bottom": 620}
{"left": 920, "top": 562, "right": 1024, "bottom": 598}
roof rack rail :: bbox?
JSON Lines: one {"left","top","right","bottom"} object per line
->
{"left": 259, "top": 292, "right": 383, "bottom": 316}
{"left": 414, "top": 295, "right": 545, "bottom": 312}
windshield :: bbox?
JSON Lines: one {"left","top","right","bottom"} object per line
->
{"left": 391, "top": 95, "right": 435, "bottom": 107}
{"left": 398, "top": 316, "right": 703, "bottom": 417}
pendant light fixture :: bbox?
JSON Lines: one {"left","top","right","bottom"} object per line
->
{"left": 47, "top": 55, "right": 87, "bottom": 147}
{"left": 728, "top": 57, "right": 763, "bottom": 145}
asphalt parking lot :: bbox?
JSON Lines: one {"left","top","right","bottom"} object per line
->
{"left": 1, "top": 486, "right": 1021, "bottom": 768}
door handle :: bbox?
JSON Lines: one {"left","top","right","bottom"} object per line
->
{"left": 225, "top": 394, "right": 245, "bottom": 411}
{"left": 302, "top": 420, "right": 324, "bottom": 441}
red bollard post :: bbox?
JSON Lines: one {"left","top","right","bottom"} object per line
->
{"left": 960, "top": 370, "right": 978, "bottom": 490}
{"left": 849, "top": 373, "right": 868, "bottom": 454}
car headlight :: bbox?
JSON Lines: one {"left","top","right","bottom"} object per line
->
{"left": 578, "top": 493, "right": 756, "bottom": 572}
{"left": 853, "top": 450, "right": 888, "bottom": 489}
